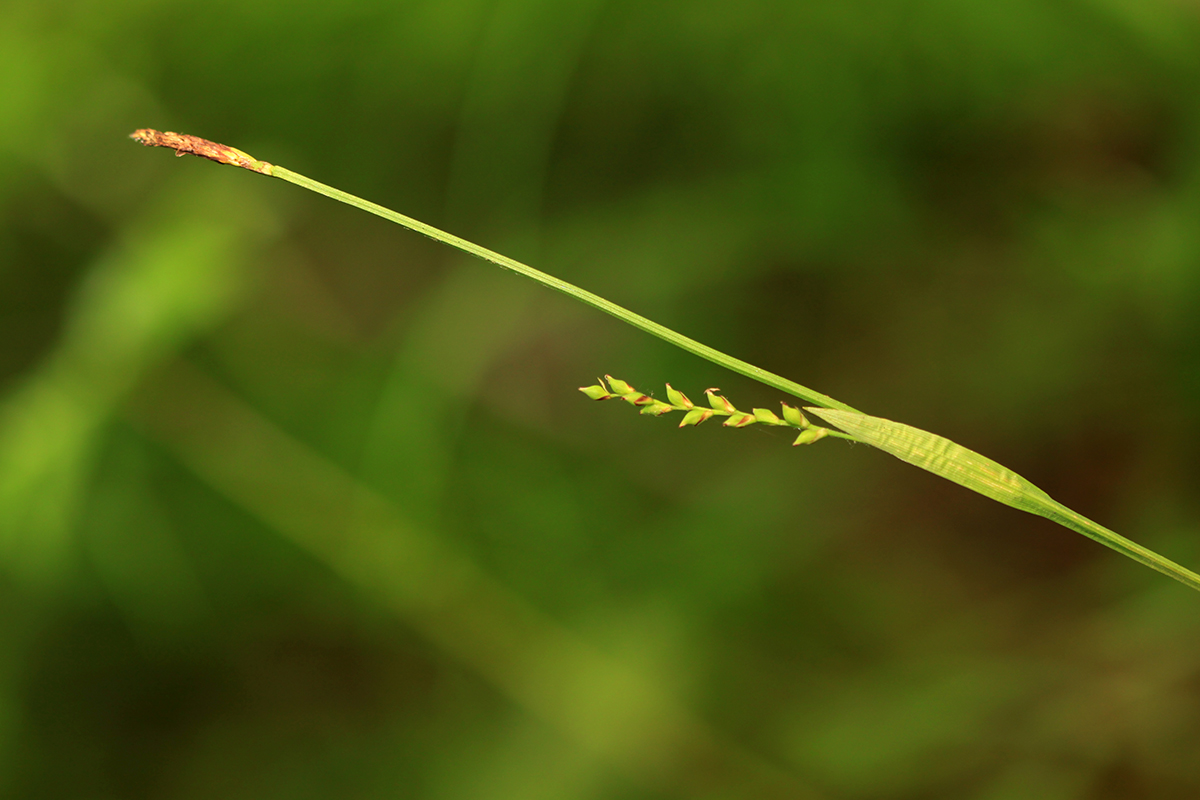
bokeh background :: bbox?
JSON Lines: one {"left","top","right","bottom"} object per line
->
{"left": 4, "top": 1, "right": 1200, "bottom": 797}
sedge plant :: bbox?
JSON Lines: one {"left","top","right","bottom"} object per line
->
{"left": 130, "top": 129, "right": 1200, "bottom": 594}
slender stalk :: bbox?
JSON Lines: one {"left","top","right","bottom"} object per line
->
{"left": 130, "top": 129, "right": 1200, "bottom": 594}
{"left": 268, "top": 164, "right": 857, "bottom": 412}
{"left": 127, "top": 131, "right": 852, "bottom": 410}
{"left": 1041, "top": 504, "right": 1200, "bottom": 592}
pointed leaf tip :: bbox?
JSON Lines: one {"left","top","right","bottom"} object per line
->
{"left": 705, "top": 389, "right": 735, "bottom": 413}
{"left": 792, "top": 427, "right": 828, "bottom": 446}
{"left": 753, "top": 408, "right": 781, "bottom": 425}
{"left": 579, "top": 384, "right": 611, "bottom": 400}
{"left": 640, "top": 401, "right": 674, "bottom": 416}
{"left": 665, "top": 383, "right": 692, "bottom": 409}
{"left": 781, "top": 404, "right": 809, "bottom": 428}
{"left": 604, "top": 376, "right": 634, "bottom": 395}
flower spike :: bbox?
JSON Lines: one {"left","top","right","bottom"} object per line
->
{"left": 582, "top": 376, "right": 843, "bottom": 446}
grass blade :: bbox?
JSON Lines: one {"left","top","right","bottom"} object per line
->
{"left": 806, "top": 408, "right": 1200, "bottom": 592}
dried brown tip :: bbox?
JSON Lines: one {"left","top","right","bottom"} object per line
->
{"left": 129, "top": 129, "right": 272, "bottom": 175}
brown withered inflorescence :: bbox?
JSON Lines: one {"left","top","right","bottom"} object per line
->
{"left": 130, "top": 129, "right": 272, "bottom": 174}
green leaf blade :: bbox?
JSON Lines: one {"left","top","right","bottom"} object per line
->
{"left": 804, "top": 408, "right": 1051, "bottom": 513}
{"left": 806, "top": 407, "right": 1200, "bottom": 593}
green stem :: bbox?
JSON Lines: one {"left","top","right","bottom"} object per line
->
{"left": 268, "top": 165, "right": 859, "bottom": 413}
{"left": 1038, "top": 502, "right": 1200, "bottom": 593}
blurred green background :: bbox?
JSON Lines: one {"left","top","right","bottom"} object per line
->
{"left": 4, "top": 0, "right": 1200, "bottom": 797}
